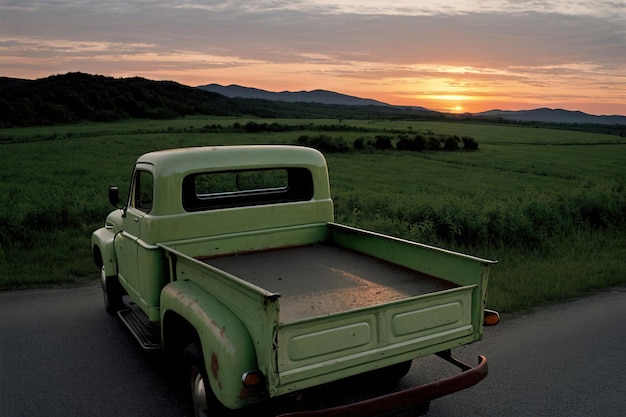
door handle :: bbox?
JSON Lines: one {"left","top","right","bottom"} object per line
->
{"left": 133, "top": 217, "right": 139, "bottom": 222}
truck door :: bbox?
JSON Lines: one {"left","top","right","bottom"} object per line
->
{"left": 118, "top": 167, "right": 154, "bottom": 301}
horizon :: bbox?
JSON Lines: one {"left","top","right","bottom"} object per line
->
{"left": 5, "top": 72, "right": 626, "bottom": 118}
{"left": 199, "top": 81, "right": 626, "bottom": 117}
{"left": 1, "top": 1, "right": 625, "bottom": 116}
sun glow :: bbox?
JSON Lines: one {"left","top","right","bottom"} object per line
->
{"left": 424, "top": 95, "right": 471, "bottom": 113}
{"left": 432, "top": 95, "right": 472, "bottom": 101}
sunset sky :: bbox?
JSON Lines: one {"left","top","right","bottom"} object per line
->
{"left": 1, "top": 1, "right": 625, "bottom": 115}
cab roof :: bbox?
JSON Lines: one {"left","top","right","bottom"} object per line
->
{"left": 137, "top": 145, "right": 327, "bottom": 177}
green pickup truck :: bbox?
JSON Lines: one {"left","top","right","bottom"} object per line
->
{"left": 91, "top": 145, "right": 497, "bottom": 416}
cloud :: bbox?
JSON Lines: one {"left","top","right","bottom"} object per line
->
{"left": 0, "top": 0, "right": 624, "bottom": 113}
{"left": 2, "top": 1, "right": 624, "bottom": 68}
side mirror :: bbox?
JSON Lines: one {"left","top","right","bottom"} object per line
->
{"left": 109, "top": 186, "right": 121, "bottom": 208}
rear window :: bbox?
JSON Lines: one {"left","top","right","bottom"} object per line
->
{"left": 182, "top": 167, "right": 314, "bottom": 211}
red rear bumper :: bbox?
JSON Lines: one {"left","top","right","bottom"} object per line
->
{"left": 276, "top": 352, "right": 488, "bottom": 417}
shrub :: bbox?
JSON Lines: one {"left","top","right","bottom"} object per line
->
{"left": 373, "top": 135, "right": 393, "bottom": 150}
{"left": 396, "top": 134, "right": 428, "bottom": 151}
{"left": 462, "top": 136, "right": 479, "bottom": 150}
{"left": 295, "top": 135, "right": 349, "bottom": 153}
{"left": 427, "top": 136, "right": 441, "bottom": 150}
{"left": 396, "top": 136, "right": 413, "bottom": 151}
{"left": 443, "top": 135, "right": 460, "bottom": 151}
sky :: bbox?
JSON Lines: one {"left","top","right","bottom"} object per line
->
{"left": 1, "top": 0, "right": 625, "bottom": 115}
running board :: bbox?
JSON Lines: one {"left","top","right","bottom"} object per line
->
{"left": 118, "top": 305, "right": 162, "bottom": 351}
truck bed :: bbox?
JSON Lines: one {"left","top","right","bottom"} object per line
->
{"left": 202, "top": 244, "right": 457, "bottom": 323}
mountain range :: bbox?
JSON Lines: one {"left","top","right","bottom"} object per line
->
{"left": 477, "top": 108, "right": 626, "bottom": 125}
{"left": 198, "top": 83, "right": 400, "bottom": 108}
{"left": 199, "top": 83, "right": 626, "bottom": 125}
{"left": 1, "top": 73, "right": 624, "bottom": 127}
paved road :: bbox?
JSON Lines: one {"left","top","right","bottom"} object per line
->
{"left": 413, "top": 287, "right": 626, "bottom": 417}
{"left": 1, "top": 284, "right": 625, "bottom": 416}
{"left": 0, "top": 285, "right": 187, "bottom": 416}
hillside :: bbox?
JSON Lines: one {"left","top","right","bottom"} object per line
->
{"left": 0, "top": 73, "right": 246, "bottom": 127}
{"left": 0, "top": 73, "right": 437, "bottom": 127}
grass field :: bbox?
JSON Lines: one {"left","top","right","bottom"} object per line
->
{"left": 1, "top": 116, "right": 624, "bottom": 313}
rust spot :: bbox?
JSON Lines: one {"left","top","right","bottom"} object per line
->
{"left": 210, "top": 319, "right": 226, "bottom": 338}
{"left": 211, "top": 352, "right": 219, "bottom": 380}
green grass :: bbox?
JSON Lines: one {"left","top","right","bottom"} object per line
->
{"left": 483, "top": 229, "right": 626, "bottom": 312}
{"left": 1, "top": 116, "right": 625, "bottom": 314}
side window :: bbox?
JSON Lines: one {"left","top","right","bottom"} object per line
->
{"left": 131, "top": 170, "right": 154, "bottom": 213}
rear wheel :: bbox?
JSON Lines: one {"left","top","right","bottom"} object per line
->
{"left": 184, "top": 343, "right": 225, "bottom": 417}
{"left": 101, "top": 267, "right": 124, "bottom": 315}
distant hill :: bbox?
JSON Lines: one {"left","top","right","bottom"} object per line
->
{"left": 201, "top": 84, "right": 625, "bottom": 125}
{"left": 200, "top": 83, "right": 431, "bottom": 112}
{"left": 476, "top": 108, "right": 626, "bottom": 125}
{"left": 198, "top": 83, "right": 400, "bottom": 107}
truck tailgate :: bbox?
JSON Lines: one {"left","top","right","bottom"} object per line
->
{"left": 274, "top": 285, "right": 476, "bottom": 391}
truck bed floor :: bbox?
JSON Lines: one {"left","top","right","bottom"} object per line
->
{"left": 203, "top": 245, "right": 458, "bottom": 323}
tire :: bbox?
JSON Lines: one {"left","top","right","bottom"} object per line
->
{"left": 183, "top": 343, "right": 226, "bottom": 417}
{"left": 101, "top": 267, "right": 124, "bottom": 315}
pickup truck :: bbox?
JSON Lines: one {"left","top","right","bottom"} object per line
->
{"left": 91, "top": 145, "right": 498, "bottom": 416}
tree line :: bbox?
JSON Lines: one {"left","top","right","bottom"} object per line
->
{"left": 296, "top": 133, "right": 479, "bottom": 153}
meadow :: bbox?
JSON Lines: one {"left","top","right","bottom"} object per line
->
{"left": 1, "top": 116, "right": 624, "bottom": 313}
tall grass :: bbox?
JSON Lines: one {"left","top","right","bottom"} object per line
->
{"left": 1, "top": 117, "right": 625, "bottom": 313}
{"left": 333, "top": 179, "right": 625, "bottom": 250}
{"left": 482, "top": 228, "right": 626, "bottom": 312}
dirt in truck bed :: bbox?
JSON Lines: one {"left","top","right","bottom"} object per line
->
{"left": 201, "top": 245, "right": 458, "bottom": 323}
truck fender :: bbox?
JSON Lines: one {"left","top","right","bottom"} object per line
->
{"left": 161, "top": 280, "right": 259, "bottom": 410}
{"left": 91, "top": 226, "right": 118, "bottom": 276}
